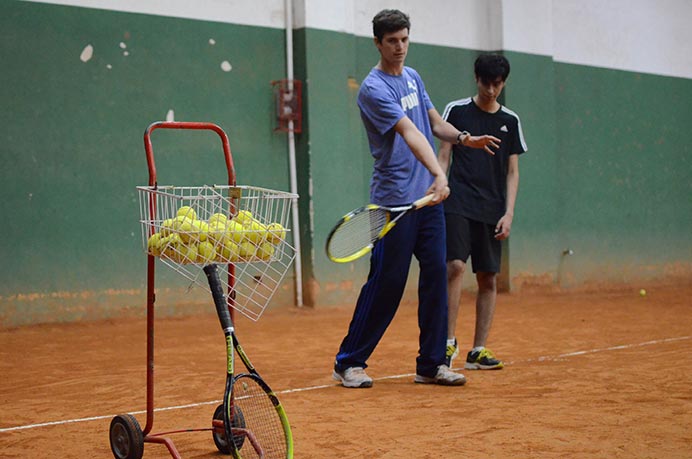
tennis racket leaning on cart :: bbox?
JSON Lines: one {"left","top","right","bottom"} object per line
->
{"left": 205, "top": 263, "right": 293, "bottom": 459}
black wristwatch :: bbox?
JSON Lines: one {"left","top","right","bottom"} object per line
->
{"left": 456, "top": 131, "right": 470, "bottom": 145}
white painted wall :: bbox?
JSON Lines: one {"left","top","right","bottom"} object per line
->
{"left": 501, "top": 0, "right": 553, "bottom": 57}
{"left": 20, "top": 0, "right": 286, "bottom": 29}
{"left": 295, "top": 0, "right": 504, "bottom": 51}
{"left": 552, "top": 0, "right": 692, "bottom": 79}
{"left": 20, "top": 0, "right": 692, "bottom": 78}
{"left": 300, "top": 0, "right": 692, "bottom": 79}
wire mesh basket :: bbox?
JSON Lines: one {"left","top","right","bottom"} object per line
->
{"left": 137, "top": 184, "right": 297, "bottom": 321}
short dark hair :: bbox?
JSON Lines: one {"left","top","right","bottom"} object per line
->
{"left": 372, "top": 9, "right": 410, "bottom": 42}
{"left": 474, "top": 54, "right": 511, "bottom": 83}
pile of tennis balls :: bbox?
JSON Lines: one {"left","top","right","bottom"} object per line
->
{"left": 147, "top": 205, "right": 286, "bottom": 264}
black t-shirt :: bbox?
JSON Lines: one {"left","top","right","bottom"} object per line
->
{"left": 441, "top": 97, "right": 527, "bottom": 224}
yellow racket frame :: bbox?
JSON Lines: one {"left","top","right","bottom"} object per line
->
{"left": 326, "top": 195, "right": 434, "bottom": 263}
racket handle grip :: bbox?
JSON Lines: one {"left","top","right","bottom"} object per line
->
{"left": 203, "top": 264, "right": 233, "bottom": 331}
{"left": 413, "top": 194, "right": 435, "bottom": 209}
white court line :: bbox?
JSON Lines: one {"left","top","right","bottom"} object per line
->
{"left": 514, "top": 336, "right": 691, "bottom": 364}
{"left": 1, "top": 335, "right": 689, "bottom": 434}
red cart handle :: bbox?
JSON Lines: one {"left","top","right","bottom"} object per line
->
{"left": 143, "top": 121, "right": 236, "bottom": 187}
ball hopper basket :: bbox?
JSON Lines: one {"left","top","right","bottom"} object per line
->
{"left": 138, "top": 183, "right": 297, "bottom": 321}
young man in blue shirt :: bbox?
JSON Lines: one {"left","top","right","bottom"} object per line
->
{"left": 333, "top": 9, "right": 500, "bottom": 388}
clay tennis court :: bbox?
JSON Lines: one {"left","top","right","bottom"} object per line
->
{"left": 1, "top": 281, "right": 691, "bottom": 458}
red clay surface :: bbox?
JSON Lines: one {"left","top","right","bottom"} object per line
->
{"left": 1, "top": 282, "right": 691, "bottom": 458}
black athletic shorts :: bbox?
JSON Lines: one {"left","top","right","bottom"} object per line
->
{"left": 444, "top": 213, "right": 501, "bottom": 273}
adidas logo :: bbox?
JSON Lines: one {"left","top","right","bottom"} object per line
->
{"left": 500, "top": 125, "right": 508, "bottom": 132}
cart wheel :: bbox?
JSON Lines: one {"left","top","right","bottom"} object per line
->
{"left": 109, "top": 414, "right": 144, "bottom": 459}
{"left": 212, "top": 403, "right": 246, "bottom": 454}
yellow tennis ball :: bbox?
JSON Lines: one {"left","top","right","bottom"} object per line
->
{"left": 639, "top": 289, "right": 647, "bottom": 297}
{"left": 147, "top": 232, "right": 163, "bottom": 256}
{"left": 266, "top": 222, "right": 286, "bottom": 244}
{"left": 197, "top": 241, "right": 217, "bottom": 263}
{"left": 226, "top": 220, "right": 247, "bottom": 244}
{"left": 225, "top": 219, "right": 243, "bottom": 230}
{"left": 188, "top": 220, "right": 207, "bottom": 244}
{"left": 173, "top": 216, "right": 195, "bottom": 243}
{"left": 256, "top": 241, "right": 275, "bottom": 260}
{"left": 160, "top": 218, "right": 175, "bottom": 236}
{"left": 158, "top": 234, "right": 171, "bottom": 251}
{"left": 245, "top": 219, "right": 267, "bottom": 244}
{"left": 198, "top": 220, "right": 209, "bottom": 236}
{"left": 207, "top": 221, "right": 229, "bottom": 244}
{"left": 249, "top": 218, "right": 266, "bottom": 229}
{"left": 173, "top": 215, "right": 193, "bottom": 225}
{"left": 208, "top": 213, "right": 229, "bottom": 226}
{"left": 235, "top": 210, "right": 253, "bottom": 225}
{"left": 179, "top": 243, "right": 199, "bottom": 264}
{"left": 238, "top": 241, "right": 256, "bottom": 259}
{"left": 160, "top": 233, "right": 183, "bottom": 262}
{"left": 245, "top": 232, "right": 262, "bottom": 245}
{"left": 177, "top": 205, "right": 197, "bottom": 221}
{"left": 217, "top": 240, "right": 240, "bottom": 263}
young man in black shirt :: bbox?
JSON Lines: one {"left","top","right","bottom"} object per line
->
{"left": 439, "top": 54, "right": 528, "bottom": 371}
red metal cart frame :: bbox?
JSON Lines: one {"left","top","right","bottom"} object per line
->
{"left": 109, "top": 121, "right": 297, "bottom": 459}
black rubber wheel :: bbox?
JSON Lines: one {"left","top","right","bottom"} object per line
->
{"left": 109, "top": 414, "right": 144, "bottom": 459}
{"left": 212, "top": 403, "right": 246, "bottom": 454}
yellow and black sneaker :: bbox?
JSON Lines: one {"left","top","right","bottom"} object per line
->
{"left": 464, "top": 347, "right": 504, "bottom": 370}
{"left": 444, "top": 338, "right": 459, "bottom": 367}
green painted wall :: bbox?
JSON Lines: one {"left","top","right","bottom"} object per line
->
{"left": 500, "top": 51, "right": 560, "bottom": 285}
{"left": 2, "top": 2, "right": 690, "bottom": 326}
{"left": 296, "top": 30, "right": 691, "bottom": 306}
{"left": 0, "top": 1, "right": 294, "bottom": 325}
{"left": 552, "top": 63, "right": 692, "bottom": 285}
{"left": 293, "top": 28, "right": 373, "bottom": 305}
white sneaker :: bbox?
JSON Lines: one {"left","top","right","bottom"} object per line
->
{"left": 414, "top": 365, "right": 466, "bottom": 386}
{"left": 332, "top": 367, "right": 373, "bottom": 388}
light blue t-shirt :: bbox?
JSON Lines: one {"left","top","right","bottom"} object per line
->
{"left": 357, "top": 67, "right": 436, "bottom": 206}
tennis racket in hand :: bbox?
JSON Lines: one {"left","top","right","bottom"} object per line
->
{"left": 204, "top": 264, "right": 294, "bottom": 459}
{"left": 325, "top": 194, "right": 435, "bottom": 263}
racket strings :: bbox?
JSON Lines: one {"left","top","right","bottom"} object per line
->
{"left": 328, "top": 208, "right": 390, "bottom": 258}
{"left": 232, "top": 375, "right": 288, "bottom": 458}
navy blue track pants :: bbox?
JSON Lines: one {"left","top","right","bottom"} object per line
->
{"left": 334, "top": 203, "right": 448, "bottom": 378}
